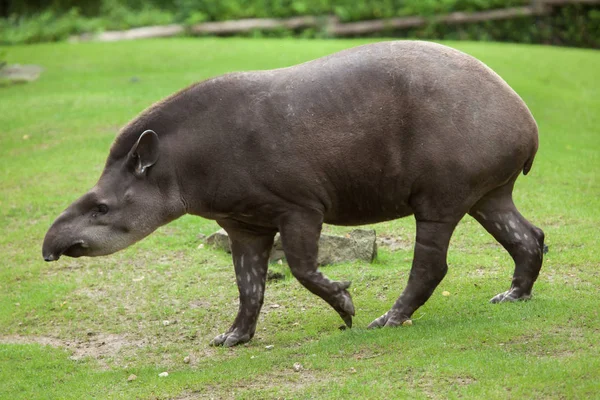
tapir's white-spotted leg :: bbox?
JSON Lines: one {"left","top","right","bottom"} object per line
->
{"left": 469, "top": 182, "right": 545, "bottom": 303}
{"left": 368, "top": 219, "right": 458, "bottom": 328}
{"left": 210, "top": 221, "right": 275, "bottom": 347}
{"left": 278, "top": 211, "right": 355, "bottom": 328}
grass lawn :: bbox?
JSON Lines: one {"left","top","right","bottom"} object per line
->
{"left": 1, "top": 38, "right": 599, "bottom": 399}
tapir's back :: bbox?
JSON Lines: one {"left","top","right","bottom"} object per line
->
{"left": 222, "top": 41, "right": 538, "bottom": 224}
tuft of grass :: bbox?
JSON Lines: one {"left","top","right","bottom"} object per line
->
{"left": 0, "top": 38, "right": 599, "bottom": 399}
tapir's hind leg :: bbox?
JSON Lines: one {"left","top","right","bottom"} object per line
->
{"left": 210, "top": 221, "right": 276, "bottom": 347}
{"left": 278, "top": 211, "right": 355, "bottom": 327}
{"left": 469, "top": 181, "right": 545, "bottom": 303}
{"left": 368, "top": 219, "right": 458, "bottom": 328}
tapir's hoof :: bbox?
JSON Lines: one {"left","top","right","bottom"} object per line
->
{"left": 490, "top": 289, "right": 532, "bottom": 303}
{"left": 334, "top": 284, "right": 355, "bottom": 328}
{"left": 210, "top": 330, "right": 251, "bottom": 347}
{"left": 367, "top": 310, "right": 409, "bottom": 329}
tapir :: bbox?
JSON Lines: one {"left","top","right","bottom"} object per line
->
{"left": 43, "top": 41, "right": 545, "bottom": 347}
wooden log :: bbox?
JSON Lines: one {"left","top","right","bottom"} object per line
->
{"left": 541, "top": 0, "right": 600, "bottom": 5}
{"left": 96, "top": 25, "right": 184, "bottom": 42}
{"left": 190, "top": 16, "right": 318, "bottom": 35}
{"left": 328, "top": 16, "right": 425, "bottom": 35}
{"left": 330, "top": 7, "right": 545, "bottom": 36}
{"left": 73, "top": 0, "right": 600, "bottom": 42}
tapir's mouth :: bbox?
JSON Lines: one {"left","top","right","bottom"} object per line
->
{"left": 44, "top": 240, "right": 89, "bottom": 262}
{"left": 63, "top": 241, "right": 89, "bottom": 257}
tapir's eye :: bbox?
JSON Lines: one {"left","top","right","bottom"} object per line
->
{"left": 92, "top": 204, "right": 109, "bottom": 217}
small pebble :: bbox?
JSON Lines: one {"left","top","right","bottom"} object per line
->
{"left": 265, "top": 345, "right": 274, "bottom": 350}
{"left": 127, "top": 374, "right": 137, "bottom": 382}
{"left": 442, "top": 291, "right": 451, "bottom": 296}
{"left": 270, "top": 304, "right": 281, "bottom": 309}
{"left": 183, "top": 356, "right": 190, "bottom": 364}
{"left": 402, "top": 319, "right": 413, "bottom": 326}
{"left": 162, "top": 320, "right": 170, "bottom": 326}
{"left": 158, "top": 372, "right": 169, "bottom": 377}
{"left": 293, "top": 362, "right": 303, "bottom": 372}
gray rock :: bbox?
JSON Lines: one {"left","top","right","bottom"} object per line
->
{"left": 270, "top": 233, "right": 285, "bottom": 262}
{"left": 316, "top": 229, "right": 377, "bottom": 265}
{"left": 205, "top": 229, "right": 231, "bottom": 253}
{"left": 0, "top": 64, "right": 43, "bottom": 84}
{"left": 204, "top": 228, "right": 377, "bottom": 265}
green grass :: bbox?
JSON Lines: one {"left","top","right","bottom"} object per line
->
{"left": 1, "top": 38, "right": 599, "bottom": 399}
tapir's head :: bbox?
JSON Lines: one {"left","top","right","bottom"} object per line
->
{"left": 42, "top": 129, "right": 184, "bottom": 261}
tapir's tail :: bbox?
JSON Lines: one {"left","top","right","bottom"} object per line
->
{"left": 523, "top": 153, "right": 535, "bottom": 175}
{"left": 523, "top": 128, "right": 539, "bottom": 176}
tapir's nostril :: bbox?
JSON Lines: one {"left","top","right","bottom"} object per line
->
{"left": 43, "top": 253, "right": 59, "bottom": 262}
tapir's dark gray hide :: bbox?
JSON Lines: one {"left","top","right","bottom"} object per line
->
{"left": 43, "top": 41, "right": 545, "bottom": 346}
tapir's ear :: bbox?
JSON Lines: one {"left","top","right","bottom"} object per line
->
{"left": 130, "top": 130, "right": 159, "bottom": 176}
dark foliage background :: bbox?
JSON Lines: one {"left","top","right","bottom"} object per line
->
{"left": 0, "top": 0, "right": 598, "bottom": 47}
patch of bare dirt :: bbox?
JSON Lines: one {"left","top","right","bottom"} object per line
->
{"left": 503, "top": 326, "right": 588, "bottom": 359}
{"left": 0, "top": 333, "right": 146, "bottom": 363}
{"left": 377, "top": 235, "right": 413, "bottom": 251}
{"left": 405, "top": 371, "right": 477, "bottom": 399}
{"left": 174, "top": 368, "right": 324, "bottom": 399}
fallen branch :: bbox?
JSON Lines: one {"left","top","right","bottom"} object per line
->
{"left": 93, "top": 24, "right": 184, "bottom": 42}
{"left": 329, "top": 7, "right": 540, "bottom": 36}
{"left": 190, "top": 16, "right": 319, "bottom": 35}
{"left": 71, "top": 0, "right": 600, "bottom": 42}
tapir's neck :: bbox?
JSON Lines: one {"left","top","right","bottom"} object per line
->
{"left": 108, "top": 73, "right": 262, "bottom": 222}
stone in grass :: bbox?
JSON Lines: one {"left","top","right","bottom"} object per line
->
{"left": 205, "top": 229, "right": 377, "bottom": 265}
{"left": 293, "top": 362, "right": 303, "bottom": 372}
{"left": 158, "top": 371, "right": 169, "bottom": 377}
{"left": 0, "top": 64, "right": 44, "bottom": 85}
{"left": 205, "top": 229, "right": 231, "bottom": 252}
{"left": 127, "top": 374, "right": 137, "bottom": 382}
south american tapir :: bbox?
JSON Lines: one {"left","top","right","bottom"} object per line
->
{"left": 43, "top": 41, "right": 545, "bottom": 347}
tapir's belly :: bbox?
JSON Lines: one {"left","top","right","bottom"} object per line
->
{"left": 324, "top": 203, "right": 414, "bottom": 226}
{"left": 321, "top": 175, "right": 415, "bottom": 226}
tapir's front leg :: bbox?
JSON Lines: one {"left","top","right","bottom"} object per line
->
{"left": 210, "top": 221, "right": 276, "bottom": 347}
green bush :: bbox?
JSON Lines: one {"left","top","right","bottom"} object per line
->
{"left": 99, "top": 0, "right": 174, "bottom": 30}
{"left": 0, "top": 2, "right": 175, "bottom": 45}
{"left": 2, "top": 0, "right": 530, "bottom": 21}
{"left": 0, "top": 9, "right": 103, "bottom": 45}
{"left": 408, "top": 4, "right": 600, "bottom": 48}
{"left": 0, "top": 1, "right": 598, "bottom": 48}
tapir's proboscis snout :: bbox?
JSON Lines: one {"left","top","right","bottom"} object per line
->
{"left": 43, "top": 129, "right": 184, "bottom": 262}
{"left": 43, "top": 41, "right": 545, "bottom": 347}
